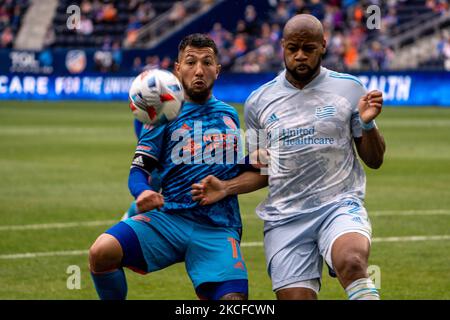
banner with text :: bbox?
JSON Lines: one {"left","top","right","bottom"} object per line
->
{"left": 0, "top": 72, "right": 449, "bottom": 106}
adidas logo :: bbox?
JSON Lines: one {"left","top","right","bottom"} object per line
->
{"left": 234, "top": 261, "right": 245, "bottom": 270}
{"left": 351, "top": 216, "right": 362, "bottom": 224}
{"left": 132, "top": 156, "right": 144, "bottom": 166}
{"left": 267, "top": 113, "right": 279, "bottom": 124}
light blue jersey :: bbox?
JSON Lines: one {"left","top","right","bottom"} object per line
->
{"left": 245, "top": 67, "right": 369, "bottom": 222}
{"left": 246, "top": 67, "right": 374, "bottom": 292}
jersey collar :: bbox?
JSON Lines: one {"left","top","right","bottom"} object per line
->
{"left": 182, "top": 95, "right": 217, "bottom": 110}
{"left": 282, "top": 67, "right": 328, "bottom": 91}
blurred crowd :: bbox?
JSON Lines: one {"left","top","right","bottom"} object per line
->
{"left": 47, "top": 0, "right": 156, "bottom": 48}
{"left": 139, "top": 0, "right": 435, "bottom": 73}
{"left": 125, "top": 0, "right": 157, "bottom": 47}
{"left": 209, "top": 0, "right": 450, "bottom": 72}
{"left": 0, "top": 0, "right": 29, "bottom": 48}
{"left": 131, "top": 54, "right": 173, "bottom": 73}
{"left": 426, "top": 0, "right": 449, "bottom": 13}
{"left": 437, "top": 29, "right": 450, "bottom": 70}
{"left": 3, "top": 0, "right": 450, "bottom": 72}
{"left": 216, "top": 0, "right": 396, "bottom": 72}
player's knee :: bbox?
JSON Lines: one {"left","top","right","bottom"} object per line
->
{"left": 89, "top": 234, "right": 123, "bottom": 273}
{"left": 336, "top": 253, "right": 368, "bottom": 281}
{"left": 219, "top": 292, "right": 247, "bottom": 300}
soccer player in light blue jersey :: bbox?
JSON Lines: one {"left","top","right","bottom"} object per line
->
{"left": 89, "top": 34, "right": 250, "bottom": 300}
{"left": 192, "top": 15, "right": 386, "bottom": 300}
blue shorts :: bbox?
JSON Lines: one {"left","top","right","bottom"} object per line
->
{"left": 105, "top": 210, "right": 248, "bottom": 297}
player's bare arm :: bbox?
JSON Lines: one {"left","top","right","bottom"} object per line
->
{"left": 249, "top": 149, "right": 269, "bottom": 169}
{"left": 354, "top": 90, "right": 386, "bottom": 169}
{"left": 192, "top": 171, "right": 268, "bottom": 206}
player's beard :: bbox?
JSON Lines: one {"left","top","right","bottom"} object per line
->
{"left": 182, "top": 80, "right": 213, "bottom": 104}
{"left": 285, "top": 56, "right": 322, "bottom": 83}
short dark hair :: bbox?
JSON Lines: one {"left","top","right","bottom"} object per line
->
{"left": 178, "top": 33, "right": 218, "bottom": 58}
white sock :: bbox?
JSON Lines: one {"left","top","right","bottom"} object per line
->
{"left": 345, "top": 278, "right": 380, "bottom": 300}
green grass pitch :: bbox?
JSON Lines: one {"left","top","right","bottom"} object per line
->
{"left": 0, "top": 101, "right": 449, "bottom": 299}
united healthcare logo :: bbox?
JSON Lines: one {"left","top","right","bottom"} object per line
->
{"left": 315, "top": 105, "right": 336, "bottom": 119}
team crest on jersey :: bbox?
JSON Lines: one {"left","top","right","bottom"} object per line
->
{"left": 315, "top": 106, "right": 336, "bottom": 119}
{"left": 223, "top": 116, "right": 237, "bottom": 129}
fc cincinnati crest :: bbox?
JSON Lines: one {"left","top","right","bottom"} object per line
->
{"left": 65, "top": 50, "right": 87, "bottom": 74}
{"left": 315, "top": 106, "right": 336, "bottom": 119}
{"left": 223, "top": 116, "right": 237, "bottom": 129}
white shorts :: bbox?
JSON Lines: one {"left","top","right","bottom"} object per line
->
{"left": 263, "top": 197, "right": 372, "bottom": 291}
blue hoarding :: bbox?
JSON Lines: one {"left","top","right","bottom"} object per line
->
{"left": 1, "top": 72, "right": 450, "bottom": 106}
{"left": 0, "top": 47, "right": 449, "bottom": 105}
{"left": 0, "top": 74, "right": 134, "bottom": 100}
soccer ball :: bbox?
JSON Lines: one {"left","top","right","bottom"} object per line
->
{"left": 129, "top": 69, "right": 184, "bottom": 125}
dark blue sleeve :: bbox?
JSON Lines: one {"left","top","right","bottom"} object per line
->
{"left": 128, "top": 167, "right": 155, "bottom": 199}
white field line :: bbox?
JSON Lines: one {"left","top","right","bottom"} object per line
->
{"left": 369, "top": 209, "right": 450, "bottom": 216}
{"left": 371, "top": 235, "right": 450, "bottom": 243}
{"left": 241, "top": 235, "right": 450, "bottom": 247}
{"left": 1, "top": 235, "right": 450, "bottom": 260}
{"left": 0, "top": 220, "right": 117, "bottom": 231}
{"left": 0, "top": 250, "right": 88, "bottom": 259}
{"left": 0, "top": 209, "right": 449, "bottom": 232}
{"left": 242, "top": 209, "right": 450, "bottom": 219}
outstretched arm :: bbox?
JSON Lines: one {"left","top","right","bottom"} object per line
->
{"left": 191, "top": 171, "right": 268, "bottom": 206}
{"left": 354, "top": 90, "right": 386, "bottom": 169}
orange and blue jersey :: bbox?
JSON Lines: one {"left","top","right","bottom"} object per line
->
{"left": 109, "top": 97, "right": 248, "bottom": 294}
{"left": 131, "top": 96, "right": 243, "bottom": 228}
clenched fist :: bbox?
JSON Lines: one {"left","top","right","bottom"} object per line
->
{"left": 136, "top": 190, "right": 164, "bottom": 212}
{"left": 358, "top": 90, "right": 383, "bottom": 124}
{"left": 191, "top": 175, "right": 227, "bottom": 206}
